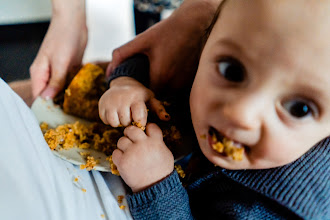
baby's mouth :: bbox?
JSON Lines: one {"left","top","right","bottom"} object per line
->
{"left": 208, "top": 127, "right": 245, "bottom": 161}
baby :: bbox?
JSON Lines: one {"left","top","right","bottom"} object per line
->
{"left": 99, "top": 0, "right": 330, "bottom": 219}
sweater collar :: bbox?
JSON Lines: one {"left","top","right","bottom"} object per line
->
{"left": 219, "top": 137, "right": 330, "bottom": 219}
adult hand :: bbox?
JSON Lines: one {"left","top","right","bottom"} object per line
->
{"left": 108, "top": 0, "right": 221, "bottom": 92}
{"left": 30, "top": 0, "right": 87, "bottom": 99}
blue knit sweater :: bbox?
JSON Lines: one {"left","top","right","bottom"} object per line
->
{"left": 110, "top": 54, "right": 330, "bottom": 220}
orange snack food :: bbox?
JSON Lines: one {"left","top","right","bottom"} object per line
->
{"left": 63, "top": 63, "right": 107, "bottom": 121}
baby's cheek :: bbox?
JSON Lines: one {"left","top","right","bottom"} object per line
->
{"left": 255, "top": 138, "right": 309, "bottom": 168}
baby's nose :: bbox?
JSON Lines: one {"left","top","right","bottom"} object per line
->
{"left": 222, "top": 95, "right": 266, "bottom": 131}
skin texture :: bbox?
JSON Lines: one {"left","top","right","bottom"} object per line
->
{"left": 101, "top": 0, "right": 330, "bottom": 192}
{"left": 191, "top": 0, "right": 330, "bottom": 169}
{"left": 108, "top": 0, "right": 221, "bottom": 92}
{"left": 99, "top": 77, "right": 170, "bottom": 128}
{"left": 30, "top": 0, "right": 87, "bottom": 99}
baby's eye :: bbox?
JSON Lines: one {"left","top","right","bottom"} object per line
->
{"left": 218, "top": 58, "right": 245, "bottom": 82}
{"left": 282, "top": 99, "right": 317, "bottom": 118}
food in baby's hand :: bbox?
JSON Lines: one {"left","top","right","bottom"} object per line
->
{"left": 132, "top": 121, "right": 146, "bottom": 131}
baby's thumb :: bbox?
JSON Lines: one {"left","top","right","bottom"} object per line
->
{"left": 149, "top": 98, "right": 171, "bottom": 121}
{"left": 41, "top": 68, "right": 66, "bottom": 99}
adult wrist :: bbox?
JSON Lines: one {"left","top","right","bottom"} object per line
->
{"left": 51, "top": 0, "right": 86, "bottom": 21}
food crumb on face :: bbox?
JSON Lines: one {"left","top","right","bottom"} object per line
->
{"left": 200, "top": 134, "right": 207, "bottom": 139}
{"left": 211, "top": 133, "right": 244, "bottom": 161}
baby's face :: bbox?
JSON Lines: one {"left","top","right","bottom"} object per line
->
{"left": 190, "top": 0, "right": 330, "bottom": 169}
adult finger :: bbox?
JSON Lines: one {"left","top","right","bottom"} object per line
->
{"left": 30, "top": 56, "right": 50, "bottom": 99}
{"left": 149, "top": 97, "right": 171, "bottom": 121}
{"left": 131, "top": 102, "right": 148, "bottom": 127}
{"left": 107, "top": 33, "right": 151, "bottom": 76}
{"left": 40, "top": 63, "right": 67, "bottom": 99}
{"left": 145, "top": 123, "right": 163, "bottom": 139}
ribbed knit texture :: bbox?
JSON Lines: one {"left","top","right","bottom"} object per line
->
{"left": 109, "top": 54, "right": 150, "bottom": 87}
{"left": 221, "top": 138, "right": 330, "bottom": 219}
{"left": 127, "top": 171, "right": 193, "bottom": 220}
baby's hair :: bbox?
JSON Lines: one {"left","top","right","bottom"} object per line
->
{"left": 201, "top": 0, "right": 228, "bottom": 49}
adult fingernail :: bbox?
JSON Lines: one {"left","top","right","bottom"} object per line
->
{"left": 41, "top": 87, "right": 57, "bottom": 99}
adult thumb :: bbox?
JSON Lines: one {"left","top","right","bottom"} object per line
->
{"left": 40, "top": 68, "right": 66, "bottom": 99}
{"left": 107, "top": 34, "right": 150, "bottom": 77}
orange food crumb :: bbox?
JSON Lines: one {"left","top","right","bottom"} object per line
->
{"left": 82, "top": 188, "right": 86, "bottom": 193}
{"left": 175, "top": 165, "right": 185, "bottom": 178}
{"left": 132, "top": 121, "right": 145, "bottom": 131}
{"left": 74, "top": 177, "right": 78, "bottom": 182}
{"left": 107, "top": 156, "right": 120, "bottom": 176}
{"left": 80, "top": 156, "right": 99, "bottom": 171}
{"left": 101, "top": 214, "right": 105, "bottom": 218}
{"left": 119, "top": 205, "right": 126, "bottom": 210}
{"left": 117, "top": 195, "right": 124, "bottom": 204}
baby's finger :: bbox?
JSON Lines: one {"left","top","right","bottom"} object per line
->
{"left": 149, "top": 98, "right": 171, "bottom": 121}
{"left": 131, "top": 102, "right": 148, "bottom": 127}
{"left": 117, "top": 136, "right": 133, "bottom": 152}
{"left": 124, "top": 125, "right": 147, "bottom": 142}
{"left": 145, "top": 123, "right": 163, "bottom": 139}
{"left": 111, "top": 149, "right": 123, "bottom": 166}
{"left": 118, "top": 106, "right": 132, "bottom": 127}
{"left": 104, "top": 109, "right": 121, "bottom": 127}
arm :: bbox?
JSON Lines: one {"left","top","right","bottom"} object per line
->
{"left": 108, "top": 0, "right": 222, "bottom": 92}
{"left": 30, "top": 0, "right": 87, "bottom": 99}
{"left": 99, "top": 55, "right": 170, "bottom": 128}
{"left": 113, "top": 124, "right": 193, "bottom": 219}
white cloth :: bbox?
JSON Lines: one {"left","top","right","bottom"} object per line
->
{"left": 0, "top": 79, "right": 132, "bottom": 220}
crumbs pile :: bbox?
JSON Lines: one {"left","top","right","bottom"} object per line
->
{"left": 41, "top": 121, "right": 122, "bottom": 172}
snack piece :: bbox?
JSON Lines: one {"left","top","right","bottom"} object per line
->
{"left": 175, "top": 164, "right": 185, "bottom": 178}
{"left": 211, "top": 133, "right": 244, "bottom": 161}
{"left": 63, "top": 63, "right": 107, "bottom": 121}
{"left": 132, "top": 121, "right": 146, "bottom": 131}
{"left": 107, "top": 155, "right": 120, "bottom": 176}
{"left": 80, "top": 156, "right": 99, "bottom": 171}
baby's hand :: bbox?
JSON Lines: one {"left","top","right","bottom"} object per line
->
{"left": 112, "top": 123, "right": 174, "bottom": 192}
{"left": 99, "top": 77, "right": 170, "bottom": 127}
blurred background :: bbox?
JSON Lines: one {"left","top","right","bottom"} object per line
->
{"left": 0, "top": 0, "right": 180, "bottom": 83}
